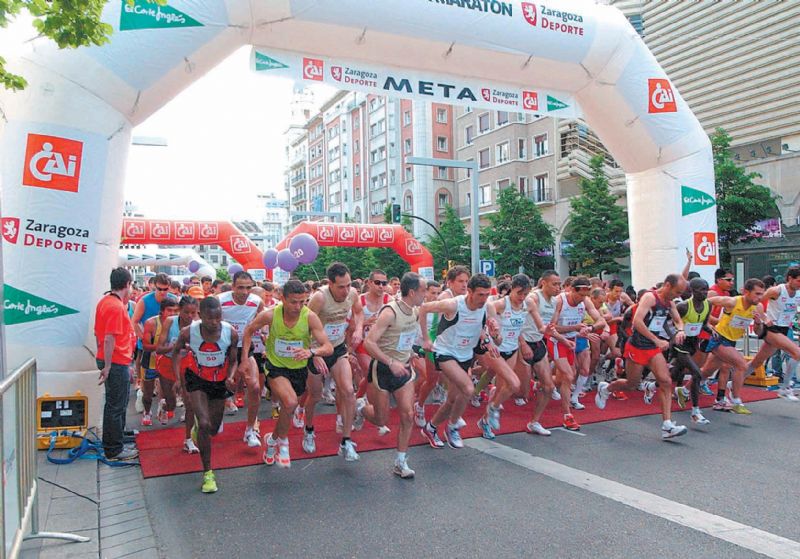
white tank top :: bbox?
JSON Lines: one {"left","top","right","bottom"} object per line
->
{"left": 558, "top": 293, "right": 585, "bottom": 340}
{"left": 607, "top": 298, "right": 622, "bottom": 318}
{"left": 498, "top": 296, "right": 527, "bottom": 353}
{"left": 433, "top": 295, "right": 486, "bottom": 361}
{"left": 218, "top": 291, "right": 261, "bottom": 347}
{"left": 766, "top": 284, "right": 799, "bottom": 327}
{"left": 188, "top": 321, "right": 233, "bottom": 381}
{"left": 361, "top": 293, "right": 391, "bottom": 336}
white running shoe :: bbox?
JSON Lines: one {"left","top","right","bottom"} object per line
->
{"left": 514, "top": 398, "right": 527, "bottom": 407}
{"left": 661, "top": 421, "right": 688, "bottom": 440}
{"left": 551, "top": 388, "right": 561, "bottom": 401}
{"left": 244, "top": 428, "right": 261, "bottom": 447}
{"left": 353, "top": 398, "right": 366, "bottom": 431}
{"left": 526, "top": 421, "right": 551, "bottom": 436}
{"left": 377, "top": 425, "right": 391, "bottom": 436}
{"left": 322, "top": 385, "right": 336, "bottom": 406}
{"left": 570, "top": 400, "right": 585, "bottom": 411}
{"left": 338, "top": 440, "right": 360, "bottom": 461}
{"left": 595, "top": 382, "right": 610, "bottom": 410}
{"left": 454, "top": 417, "right": 467, "bottom": 430}
{"left": 393, "top": 459, "right": 415, "bottom": 479}
{"left": 277, "top": 442, "right": 291, "bottom": 468}
{"left": 292, "top": 406, "right": 306, "bottom": 428}
{"left": 224, "top": 399, "right": 238, "bottom": 416}
{"left": 691, "top": 413, "right": 710, "bottom": 425}
{"left": 445, "top": 424, "right": 464, "bottom": 449}
{"left": 302, "top": 430, "right": 316, "bottom": 453}
{"left": 643, "top": 381, "right": 657, "bottom": 405}
{"left": 414, "top": 402, "right": 426, "bottom": 428}
{"left": 778, "top": 387, "right": 800, "bottom": 402}
{"left": 176, "top": 396, "right": 184, "bottom": 408}
{"left": 470, "top": 395, "right": 482, "bottom": 408}
{"left": 183, "top": 438, "right": 200, "bottom": 454}
{"left": 135, "top": 388, "right": 144, "bottom": 413}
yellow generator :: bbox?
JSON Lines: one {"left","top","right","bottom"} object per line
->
{"left": 36, "top": 392, "right": 89, "bottom": 450}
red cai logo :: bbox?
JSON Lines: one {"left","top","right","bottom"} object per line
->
{"left": 648, "top": 79, "right": 677, "bottom": 113}
{"left": 357, "top": 226, "right": 375, "bottom": 243}
{"left": 198, "top": 222, "right": 218, "bottom": 241}
{"left": 377, "top": 227, "right": 395, "bottom": 245}
{"left": 522, "top": 2, "right": 537, "bottom": 25}
{"left": 337, "top": 225, "right": 356, "bottom": 244}
{"left": 175, "top": 222, "right": 195, "bottom": 240}
{"left": 303, "top": 58, "right": 324, "bottom": 81}
{"left": 23, "top": 134, "right": 83, "bottom": 193}
{"left": 124, "top": 220, "right": 146, "bottom": 241}
{"left": 481, "top": 88, "right": 491, "bottom": 102}
{"left": 693, "top": 232, "right": 717, "bottom": 266}
{"left": 317, "top": 224, "right": 335, "bottom": 242}
{"left": 331, "top": 66, "right": 342, "bottom": 82}
{"left": 522, "top": 91, "right": 539, "bottom": 111}
{"left": 149, "top": 221, "right": 171, "bottom": 240}
{"left": 405, "top": 238, "right": 423, "bottom": 255}
{"left": 2, "top": 217, "right": 20, "bottom": 244}
{"left": 230, "top": 235, "right": 249, "bottom": 254}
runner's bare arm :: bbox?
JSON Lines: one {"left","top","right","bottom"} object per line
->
{"left": 669, "top": 301, "right": 686, "bottom": 344}
{"left": 349, "top": 288, "right": 365, "bottom": 347}
{"left": 225, "top": 330, "right": 239, "bottom": 392}
{"left": 171, "top": 327, "right": 190, "bottom": 390}
{"left": 706, "top": 295, "right": 737, "bottom": 311}
{"left": 584, "top": 298, "right": 607, "bottom": 331}
{"left": 131, "top": 298, "right": 146, "bottom": 339}
{"left": 155, "top": 317, "right": 173, "bottom": 355}
{"left": 141, "top": 317, "right": 158, "bottom": 352}
{"left": 307, "top": 290, "right": 325, "bottom": 315}
{"left": 307, "top": 312, "right": 333, "bottom": 358}
{"left": 241, "top": 309, "right": 273, "bottom": 363}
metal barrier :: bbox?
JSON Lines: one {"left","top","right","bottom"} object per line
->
{"left": 0, "top": 358, "right": 89, "bottom": 559}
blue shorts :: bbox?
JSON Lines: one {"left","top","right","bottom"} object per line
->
{"left": 575, "top": 337, "right": 590, "bottom": 354}
{"left": 143, "top": 368, "right": 159, "bottom": 381}
{"left": 704, "top": 333, "right": 737, "bottom": 353}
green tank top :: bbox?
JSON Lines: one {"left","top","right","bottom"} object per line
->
{"left": 682, "top": 299, "right": 710, "bottom": 338}
{"left": 265, "top": 305, "right": 311, "bottom": 370}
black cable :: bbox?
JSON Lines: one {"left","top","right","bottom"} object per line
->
{"left": 37, "top": 476, "right": 99, "bottom": 505}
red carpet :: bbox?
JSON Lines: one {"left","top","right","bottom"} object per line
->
{"left": 137, "top": 387, "right": 777, "bottom": 478}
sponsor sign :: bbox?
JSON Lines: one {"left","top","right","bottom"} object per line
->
{"left": 4, "top": 285, "right": 79, "bottom": 326}
{"left": 174, "top": 221, "right": 195, "bottom": 241}
{"left": 2, "top": 217, "right": 20, "bottom": 244}
{"left": 198, "top": 222, "right": 219, "bottom": 241}
{"left": 254, "top": 52, "right": 288, "bottom": 71}
{"left": 693, "top": 232, "right": 717, "bottom": 266}
{"left": 17, "top": 218, "right": 91, "bottom": 254}
{"left": 521, "top": 2, "right": 586, "bottom": 36}
{"left": 377, "top": 226, "right": 395, "bottom": 245}
{"left": 357, "top": 226, "right": 375, "bottom": 243}
{"left": 750, "top": 218, "right": 782, "bottom": 239}
{"left": 124, "top": 219, "right": 146, "bottom": 241}
{"left": 317, "top": 224, "right": 335, "bottom": 243}
{"left": 405, "top": 238, "right": 423, "bottom": 256}
{"left": 337, "top": 225, "right": 356, "bottom": 244}
{"left": 251, "top": 48, "right": 582, "bottom": 118}
{"left": 23, "top": 134, "right": 83, "bottom": 193}
{"left": 681, "top": 185, "right": 716, "bottom": 217}
{"left": 247, "top": 268, "right": 267, "bottom": 282}
{"left": 648, "top": 78, "right": 677, "bottom": 113}
{"left": 229, "top": 235, "right": 250, "bottom": 254}
{"left": 149, "top": 220, "right": 171, "bottom": 240}
{"left": 120, "top": 0, "right": 203, "bottom": 31}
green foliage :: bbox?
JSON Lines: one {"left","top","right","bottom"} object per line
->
{"left": 1, "top": 0, "right": 113, "bottom": 90}
{"left": 424, "top": 204, "right": 471, "bottom": 274}
{"left": 482, "top": 185, "right": 555, "bottom": 277}
{"left": 711, "top": 128, "right": 779, "bottom": 263}
{"left": 563, "top": 155, "right": 629, "bottom": 276}
{"left": 215, "top": 267, "right": 231, "bottom": 282}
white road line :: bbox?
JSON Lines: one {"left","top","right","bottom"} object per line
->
{"left": 465, "top": 438, "right": 800, "bottom": 559}
{"left": 552, "top": 427, "right": 586, "bottom": 437}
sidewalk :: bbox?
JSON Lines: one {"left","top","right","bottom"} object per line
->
{"left": 19, "top": 450, "right": 162, "bottom": 559}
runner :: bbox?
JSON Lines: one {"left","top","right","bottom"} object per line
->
{"left": 131, "top": 273, "right": 174, "bottom": 385}
{"left": 695, "top": 268, "right": 735, "bottom": 396}
{"left": 304, "top": 262, "right": 365, "bottom": 461}
{"left": 223, "top": 271, "right": 265, "bottom": 447}
{"left": 140, "top": 298, "right": 179, "bottom": 425}
{"left": 596, "top": 274, "right": 689, "bottom": 439}
{"left": 353, "top": 270, "right": 392, "bottom": 396}
{"left": 172, "top": 296, "right": 238, "bottom": 493}
{"left": 240, "top": 279, "right": 332, "bottom": 468}
{"left": 358, "top": 272, "right": 427, "bottom": 477}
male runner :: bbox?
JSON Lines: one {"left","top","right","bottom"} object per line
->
{"left": 140, "top": 298, "right": 179, "bottom": 425}
{"left": 131, "top": 273, "right": 174, "bottom": 384}
{"left": 354, "top": 270, "right": 392, "bottom": 392}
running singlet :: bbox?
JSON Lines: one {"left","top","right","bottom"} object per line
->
{"left": 378, "top": 300, "right": 419, "bottom": 364}
{"left": 358, "top": 293, "right": 391, "bottom": 352}
{"left": 716, "top": 296, "right": 755, "bottom": 341}
{"left": 630, "top": 290, "right": 671, "bottom": 349}
{"left": 682, "top": 299, "right": 710, "bottom": 338}
{"left": 433, "top": 295, "right": 486, "bottom": 362}
{"left": 766, "top": 284, "right": 799, "bottom": 328}
{"left": 521, "top": 290, "right": 555, "bottom": 343}
{"left": 156, "top": 317, "right": 192, "bottom": 378}
{"left": 141, "top": 316, "right": 163, "bottom": 369}
{"left": 265, "top": 305, "right": 311, "bottom": 370}
{"left": 556, "top": 293, "right": 585, "bottom": 340}
{"left": 314, "top": 286, "right": 357, "bottom": 348}
{"left": 188, "top": 321, "right": 233, "bottom": 382}
{"left": 219, "top": 291, "right": 261, "bottom": 348}
{"left": 498, "top": 296, "right": 527, "bottom": 353}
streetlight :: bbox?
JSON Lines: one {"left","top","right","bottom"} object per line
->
{"left": 406, "top": 156, "right": 480, "bottom": 274}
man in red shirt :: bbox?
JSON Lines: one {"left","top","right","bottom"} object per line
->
{"left": 95, "top": 267, "right": 138, "bottom": 461}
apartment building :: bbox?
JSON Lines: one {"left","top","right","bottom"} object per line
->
{"left": 257, "top": 193, "right": 289, "bottom": 248}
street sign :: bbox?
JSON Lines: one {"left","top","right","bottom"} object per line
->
{"left": 480, "top": 259, "right": 495, "bottom": 277}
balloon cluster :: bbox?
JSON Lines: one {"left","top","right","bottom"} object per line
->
{"left": 262, "top": 233, "right": 319, "bottom": 273}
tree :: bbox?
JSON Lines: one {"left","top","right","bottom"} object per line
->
{"left": 215, "top": 267, "right": 231, "bottom": 282}
{"left": 424, "top": 204, "right": 471, "bottom": 274}
{"left": 483, "top": 185, "right": 555, "bottom": 277}
{"left": 1, "top": 0, "right": 114, "bottom": 90}
{"left": 563, "top": 155, "right": 629, "bottom": 276}
{"left": 711, "top": 128, "right": 778, "bottom": 263}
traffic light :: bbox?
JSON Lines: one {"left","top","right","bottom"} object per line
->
{"left": 392, "top": 203, "right": 401, "bottom": 223}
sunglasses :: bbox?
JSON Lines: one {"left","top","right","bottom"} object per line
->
{"left": 156, "top": 287, "right": 169, "bottom": 292}
{"left": 373, "top": 280, "right": 388, "bottom": 286}
{"left": 722, "top": 277, "right": 734, "bottom": 281}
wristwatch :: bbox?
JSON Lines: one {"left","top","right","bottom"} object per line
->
{"left": 309, "top": 348, "right": 316, "bottom": 358}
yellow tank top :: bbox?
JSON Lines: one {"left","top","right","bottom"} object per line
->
{"left": 265, "top": 305, "right": 311, "bottom": 370}
{"left": 715, "top": 296, "right": 755, "bottom": 341}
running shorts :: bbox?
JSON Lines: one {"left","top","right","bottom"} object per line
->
{"left": 184, "top": 370, "right": 231, "bottom": 400}
{"left": 368, "top": 359, "right": 415, "bottom": 393}
{"left": 266, "top": 361, "right": 308, "bottom": 397}
{"left": 307, "top": 342, "right": 348, "bottom": 375}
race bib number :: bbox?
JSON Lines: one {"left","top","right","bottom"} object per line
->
{"left": 275, "top": 339, "right": 304, "bottom": 358}
{"left": 777, "top": 311, "right": 796, "bottom": 327}
{"left": 684, "top": 322, "right": 703, "bottom": 337}
{"left": 729, "top": 315, "right": 752, "bottom": 330}
{"left": 458, "top": 336, "right": 475, "bottom": 347}
{"left": 648, "top": 315, "right": 667, "bottom": 333}
{"left": 252, "top": 332, "right": 265, "bottom": 353}
{"left": 396, "top": 330, "right": 416, "bottom": 352}
{"left": 197, "top": 350, "right": 225, "bottom": 367}
{"left": 324, "top": 322, "right": 346, "bottom": 341}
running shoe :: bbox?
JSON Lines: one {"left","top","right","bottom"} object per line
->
{"left": 643, "top": 382, "right": 657, "bottom": 405}
{"left": 477, "top": 417, "right": 496, "bottom": 440}
{"left": 338, "top": 440, "right": 360, "bottom": 461}
{"left": 271, "top": 405, "right": 280, "bottom": 419}
{"left": 263, "top": 433, "right": 277, "bottom": 465}
{"left": 551, "top": 388, "right": 561, "bottom": 401}
{"left": 470, "top": 395, "right": 482, "bottom": 408}
{"left": 201, "top": 470, "right": 217, "bottom": 493}
{"left": 353, "top": 398, "right": 366, "bottom": 431}
{"left": 445, "top": 424, "right": 464, "bottom": 449}
{"left": 335, "top": 414, "right": 343, "bottom": 434}
{"left": 731, "top": 403, "right": 752, "bottom": 415}
{"left": 675, "top": 386, "right": 689, "bottom": 409}
{"left": 176, "top": 396, "right": 184, "bottom": 408}
{"left": 277, "top": 442, "right": 291, "bottom": 468}
{"left": 244, "top": 428, "right": 261, "bottom": 448}
{"left": 414, "top": 402, "right": 426, "bottom": 428}
{"left": 234, "top": 393, "right": 245, "bottom": 408}
{"left": 454, "top": 417, "right": 467, "bottom": 430}
{"left": 712, "top": 399, "right": 732, "bottom": 412}
{"left": 661, "top": 422, "right": 688, "bottom": 440}
{"left": 322, "top": 386, "right": 336, "bottom": 406}
{"left": 141, "top": 413, "right": 152, "bottom": 427}
{"left": 135, "top": 388, "right": 144, "bottom": 413}
{"left": 514, "top": 398, "right": 527, "bottom": 407}
{"left": 595, "top": 382, "right": 610, "bottom": 410}
{"left": 421, "top": 424, "right": 445, "bottom": 448}
{"left": 377, "top": 425, "right": 391, "bottom": 436}
{"left": 224, "top": 399, "right": 238, "bottom": 416}
{"left": 611, "top": 391, "right": 628, "bottom": 400}
{"left": 183, "top": 438, "right": 199, "bottom": 454}
{"left": 302, "top": 430, "right": 316, "bottom": 453}
{"left": 157, "top": 408, "right": 169, "bottom": 425}
{"left": 526, "top": 421, "right": 551, "bottom": 436}
{"left": 432, "top": 384, "right": 446, "bottom": 403}
{"left": 562, "top": 414, "right": 580, "bottom": 431}
{"left": 570, "top": 400, "right": 585, "bottom": 411}
{"left": 691, "top": 413, "right": 710, "bottom": 425}
{"left": 393, "top": 459, "right": 415, "bottom": 479}
{"left": 778, "top": 387, "right": 800, "bottom": 402}
{"left": 292, "top": 406, "right": 306, "bottom": 429}
{"left": 487, "top": 405, "right": 501, "bottom": 430}
{"left": 699, "top": 381, "right": 713, "bottom": 396}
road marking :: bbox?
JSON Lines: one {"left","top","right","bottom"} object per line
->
{"left": 465, "top": 438, "right": 800, "bottom": 559}
{"left": 552, "top": 427, "right": 586, "bottom": 437}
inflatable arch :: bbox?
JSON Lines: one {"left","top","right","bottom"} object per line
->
{"left": 120, "top": 218, "right": 264, "bottom": 270}
{"left": 277, "top": 221, "right": 435, "bottom": 278}
{"left": 118, "top": 248, "right": 216, "bottom": 280}
{"left": 0, "top": 0, "right": 716, "bottom": 406}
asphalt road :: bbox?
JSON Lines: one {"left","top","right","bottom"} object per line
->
{"left": 144, "top": 398, "right": 800, "bottom": 559}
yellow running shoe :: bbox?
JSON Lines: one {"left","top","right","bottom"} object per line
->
{"left": 201, "top": 470, "right": 217, "bottom": 493}
{"left": 731, "top": 404, "right": 752, "bottom": 415}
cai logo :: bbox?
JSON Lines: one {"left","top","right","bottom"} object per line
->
{"left": 648, "top": 79, "right": 677, "bottom": 113}
{"left": 149, "top": 221, "right": 171, "bottom": 240}
{"left": 338, "top": 225, "right": 356, "bottom": 244}
{"left": 2, "top": 217, "right": 20, "bottom": 244}
{"left": 317, "top": 224, "right": 334, "bottom": 242}
{"left": 522, "top": 2, "right": 537, "bottom": 26}
{"left": 175, "top": 222, "right": 195, "bottom": 240}
{"left": 377, "top": 227, "right": 394, "bottom": 244}
{"left": 481, "top": 88, "right": 491, "bottom": 102}
{"left": 358, "top": 226, "right": 375, "bottom": 243}
{"left": 331, "top": 66, "right": 343, "bottom": 82}
{"left": 303, "top": 58, "right": 324, "bottom": 81}
{"left": 23, "top": 134, "right": 83, "bottom": 193}
{"left": 522, "top": 91, "right": 539, "bottom": 111}
{"left": 405, "top": 239, "right": 423, "bottom": 255}
{"left": 230, "top": 235, "right": 249, "bottom": 254}
{"left": 199, "top": 222, "right": 218, "bottom": 241}
{"left": 694, "top": 232, "right": 717, "bottom": 266}
{"left": 124, "top": 220, "right": 145, "bottom": 240}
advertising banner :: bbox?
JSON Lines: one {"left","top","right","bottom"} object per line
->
{"left": 251, "top": 48, "right": 582, "bottom": 118}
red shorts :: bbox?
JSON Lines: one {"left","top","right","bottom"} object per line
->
{"left": 609, "top": 322, "right": 619, "bottom": 336}
{"left": 547, "top": 339, "right": 575, "bottom": 366}
{"left": 623, "top": 341, "right": 663, "bottom": 366}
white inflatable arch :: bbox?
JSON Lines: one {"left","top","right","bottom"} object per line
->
{"left": 0, "top": 0, "right": 716, "bottom": 400}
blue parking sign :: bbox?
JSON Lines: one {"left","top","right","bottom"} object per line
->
{"left": 480, "top": 259, "right": 495, "bottom": 277}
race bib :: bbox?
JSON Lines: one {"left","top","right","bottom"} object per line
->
{"left": 397, "top": 330, "right": 416, "bottom": 352}
{"left": 252, "top": 332, "right": 265, "bottom": 353}
{"left": 777, "top": 311, "right": 796, "bottom": 327}
{"left": 197, "top": 349, "right": 225, "bottom": 367}
{"left": 324, "top": 322, "right": 346, "bottom": 342}
{"left": 729, "top": 315, "right": 752, "bottom": 330}
{"left": 648, "top": 315, "right": 667, "bottom": 333}
{"left": 275, "top": 339, "right": 304, "bottom": 358}
{"left": 684, "top": 322, "right": 703, "bottom": 337}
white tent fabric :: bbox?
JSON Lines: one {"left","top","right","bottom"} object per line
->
{"left": 118, "top": 248, "right": 216, "bottom": 279}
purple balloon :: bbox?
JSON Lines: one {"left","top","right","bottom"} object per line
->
{"left": 183, "top": 277, "right": 192, "bottom": 285}
{"left": 188, "top": 260, "right": 200, "bottom": 273}
{"left": 262, "top": 248, "right": 279, "bottom": 270}
{"left": 228, "top": 263, "right": 244, "bottom": 276}
{"left": 276, "top": 249, "right": 299, "bottom": 272}
{"left": 289, "top": 233, "right": 319, "bottom": 265}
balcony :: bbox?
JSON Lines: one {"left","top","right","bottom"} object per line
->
{"left": 292, "top": 190, "right": 307, "bottom": 203}
{"left": 526, "top": 188, "right": 553, "bottom": 205}
{"left": 558, "top": 120, "right": 626, "bottom": 192}
{"left": 290, "top": 171, "right": 307, "bottom": 186}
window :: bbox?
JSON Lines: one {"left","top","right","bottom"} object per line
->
{"left": 370, "top": 98, "right": 381, "bottom": 111}
{"left": 479, "top": 184, "right": 491, "bottom": 206}
{"left": 404, "top": 194, "right": 413, "bottom": 211}
{"left": 354, "top": 140, "right": 359, "bottom": 152}
{"left": 370, "top": 120, "right": 385, "bottom": 138}
{"left": 518, "top": 138, "right": 527, "bottom": 160}
{"left": 403, "top": 111, "right": 411, "bottom": 126}
{"left": 497, "top": 178, "right": 511, "bottom": 192}
{"left": 519, "top": 176, "right": 528, "bottom": 195}
{"left": 438, "top": 192, "right": 451, "bottom": 208}
{"left": 496, "top": 141, "right": 509, "bottom": 164}
{"left": 479, "top": 148, "right": 490, "bottom": 169}
{"left": 437, "top": 108, "right": 448, "bottom": 123}
{"left": 404, "top": 138, "right": 412, "bottom": 154}
{"left": 465, "top": 125, "right": 474, "bottom": 145}
{"left": 437, "top": 166, "right": 449, "bottom": 179}
{"left": 497, "top": 111, "right": 509, "bottom": 126}
{"left": 353, "top": 115, "right": 360, "bottom": 130}
{"left": 405, "top": 165, "right": 413, "bottom": 181}
{"left": 534, "top": 173, "right": 549, "bottom": 202}
{"left": 437, "top": 136, "right": 448, "bottom": 152}
{"left": 534, "top": 134, "right": 549, "bottom": 157}
{"left": 478, "top": 113, "right": 491, "bottom": 133}
{"left": 329, "top": 169, "right": 341, "bottom": 183}
{"left": 328, "top": 125, "right": 339, "bottom": 139}
{"left": 371, "top": 201, "right": 383, "bottom": 215}
{"left": 390, "top": 169, "right": 396, "bottom": 184}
